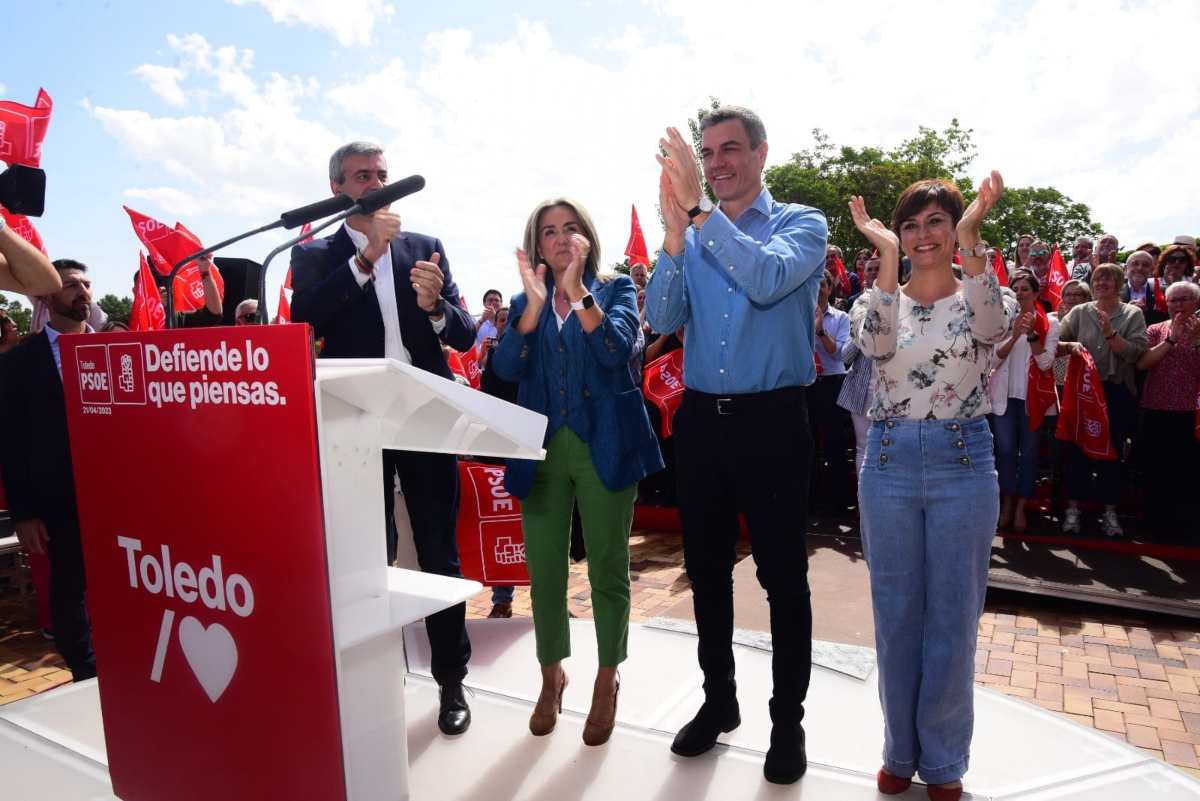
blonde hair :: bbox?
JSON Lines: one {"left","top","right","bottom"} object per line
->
{"left": 521, "top": 198, "right": 603, "bottom": 282}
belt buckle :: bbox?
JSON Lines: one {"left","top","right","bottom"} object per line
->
{"left": 716, "top": 397, "right": 733, "bottom": 415}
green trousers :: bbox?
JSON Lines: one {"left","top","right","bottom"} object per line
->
{"left": 521, "top": 428, "right": 636, "bottom": 667}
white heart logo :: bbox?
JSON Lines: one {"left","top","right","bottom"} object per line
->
{"left": 178, "top": 617, "right": 238, "bottom": 703}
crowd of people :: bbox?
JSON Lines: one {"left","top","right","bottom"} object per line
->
{"left": 2, "top": 101, "right": 1198, "bottom": 801}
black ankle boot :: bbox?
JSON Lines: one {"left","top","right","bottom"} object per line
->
{"left": 670, "top": 698, "right": 741, "bottom": 757}
{"left": 763, "top": 720, "right": 806, "bottom": 784}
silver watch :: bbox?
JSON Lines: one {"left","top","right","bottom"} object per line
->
{"left": 0, "top": 213, "right": 6, "bottom": 234}
{"left": 687, "top": 195, "right": 715, "bottom": 221}
{"left": 957, "top": 242, "right": 988, "bottom": 259}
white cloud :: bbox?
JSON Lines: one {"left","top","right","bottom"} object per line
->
{"left": 134, "top": 64, "right": 188, "bottom": 107}
{"left": 228, "top": 0, "right": 395, "bottom": 47}
{"left": 88, "top": 2, "right": 1200, "bottom": 311}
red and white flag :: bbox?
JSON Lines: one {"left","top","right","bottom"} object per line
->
{"left": 643, "top": 348, "right": 685, "bottom": 438}
{"left": 1, "top": 206, "right": 45, "bottom": 254}
{"left": 1055, "top": 349, "right": 1118, "bottom": 460}
{"left": 831, "top": 252, "right": 852, "bottom": 296}
{"left": 276, "top": 223, "right": 312, "bottom": 324}
{"left": 129, "top": 252, "right": 166, "bottom": 331}
{"left": 0, "top": 88, "right": 52, "bottom": 168}
{"left": 1045, "top": 246, "right": 1070, "bottom": 310}
{"left": 1025, "top": 305, "right": 1057, "bottom": 431}
{"left": 458, "top": 345, "right": 482, "bottom": 389}
{"left": 123, "top": 206, "right": 224, "bottom": 313}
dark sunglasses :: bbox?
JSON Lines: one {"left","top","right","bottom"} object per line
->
{"left": 238, "top": 313, "right": 258, "bottom": 322}
{"left": 1165, "top": 254, "right": 1189, "bottom": 264}
{"left": 1029, "top": 249, "right": 1050, "bottom": 258}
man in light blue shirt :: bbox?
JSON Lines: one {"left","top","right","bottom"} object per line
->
{"left": 648, "top": 106, "right": 827, "bottom": 785}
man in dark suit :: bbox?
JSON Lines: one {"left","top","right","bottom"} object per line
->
{"left": 290, "top": 141, "right": 476, "bottom": 735}
{"left": 0, "top": 259, "right": 96, "bottom": 680}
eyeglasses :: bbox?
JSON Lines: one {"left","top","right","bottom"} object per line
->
{"left": 238, "top": 313, "right": 258, "bottom": 323}
{"left": 1029, "top": 249, "right": 1050, "bottom": 258}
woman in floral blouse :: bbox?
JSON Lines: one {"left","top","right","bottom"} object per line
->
{"left": 849, "top": 174, "right": 1013, "bottom": 801}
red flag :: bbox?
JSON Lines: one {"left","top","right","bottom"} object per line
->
{"left": 1025, "top": 305, "right": 1057, "bottom": 431}
{"left": 458, "top": 345, "right": 482, "bottom": 389}
{"left": 1, "top": 207, "right": 45, "bottom": 254}
{"left": 1045, "top": 246, "right": 1069, "bottom": 310}
{"left": 993, "top": 248, "right": 1009, "bottom": 287}
{"left": 271, "top": 222, "right": 311, "bottom": 321}
{"left": 275, "top": 266, "right": 293, "bottom": 324}
{"left": 624, "top": 205, "right": 650, "bottom": 268}
{"left": 0, "top": 88, "right": 52, "bottom": 168}
{"left": 642, "top": 348, "right": 685, "bottom": 438}
{"left": 1152, "top": 276, "right": 1167, "bottom": 312}
{"left": 446, "top": 349, "right": 468, "bottom": 381}
{"left": 130, "top": 253, "right": 166, "bottom": 331}
{"left": 831, "top": 253, "right": 851, "bottom": 296}
{"left": 1055, "top": 349, "right": 1118, "bottom": 460}
{"left": 123, "top": 206, "right": 224, "bottom": 313}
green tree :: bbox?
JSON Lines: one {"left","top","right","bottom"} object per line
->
{"left": 0, "top": 293, "right": 32, "bottom": 334}
{"left": 97, "top": 294, "right": 133, "bottom": 323}
{"left": 764, "top": 120, "right": 1102, "bottom": 258}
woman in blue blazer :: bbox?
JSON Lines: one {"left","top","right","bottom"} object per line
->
{"left": 493, "top": 197, "right": 663, "bottom": 746}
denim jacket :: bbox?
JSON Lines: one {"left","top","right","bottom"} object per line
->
{"left": 493, "top": 273, "right": 663, "bottom": 499}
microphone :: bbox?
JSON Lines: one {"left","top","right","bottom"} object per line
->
{"left": 352, "top": 175, "right": 426, "bottom": 216}
{"left": 279, "top": 193, "right": 354, "bottom": 229}
{"left": 253, "top": 174, "right": 427, "bottom": 323}
{"left": 164, "top": 191, "right": 360, "bottom": 326}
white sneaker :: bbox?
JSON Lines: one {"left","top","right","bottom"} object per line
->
{"left": 1100, "top": 510, "right": 1124, "bottom": 538}
{"left": 1063, "top": 507, "right": 1082, "bottom": 534}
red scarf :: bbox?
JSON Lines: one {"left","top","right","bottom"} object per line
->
{"left": 1055, "top": 349, "right": 1118, "bottom": 460}
{"left": 1025, "top": 305, "right": 1057, "bottom": 431}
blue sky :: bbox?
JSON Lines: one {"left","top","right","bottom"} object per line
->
{"left": 3, "top": 0, "right": 1198, "bottom": 315}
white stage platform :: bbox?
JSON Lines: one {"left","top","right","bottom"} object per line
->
{"left": 4, "top": 619, "right": 1200, "bottom": 800}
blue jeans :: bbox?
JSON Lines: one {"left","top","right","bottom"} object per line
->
{"left": 492, "top": 586, "right": 514, "bottom": 604}
{"left": 859, "top": 417, "right": 998, "bottom": 785}
{"left": 990, "top": 400, "right": 1039, "bottom": 498}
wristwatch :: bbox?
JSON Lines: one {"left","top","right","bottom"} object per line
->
{"left": 570, "top": 293, "right": 596, "bottom": 311}
{"left": 687, "top": 195, "right": 715, "bottom": 221}
{"left": 0, "top": 213, "right": 6, "bottom": 233}
{"left": 957, "top": 242, "right": 988, "bottom": 259}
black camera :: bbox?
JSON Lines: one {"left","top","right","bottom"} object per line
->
{"left": 0, "top": 164, "right": 46, "bottom": 217}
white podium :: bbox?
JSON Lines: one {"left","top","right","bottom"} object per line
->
{"left": 313, "top": 358, "right": 546, "bottom": 801}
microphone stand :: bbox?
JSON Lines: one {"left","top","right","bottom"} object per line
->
{"left": 255, "top": 208, "right": 359, "bottom": 324}
{"left": 164, "top": 220, "right": 283, "bottom": 328}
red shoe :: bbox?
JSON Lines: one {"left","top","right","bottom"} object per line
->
{"left": 876, "top": 768, "right": 912, "bottom": 795}
{"left": 927, "top": 782, "right": 963, "bottom": 801}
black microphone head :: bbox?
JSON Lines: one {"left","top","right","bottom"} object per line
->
{"left": 279, "top": 193, "right": 355, "bottom": 229}
{"left": 355, "top": 175, "right": 426, "bottom": 215}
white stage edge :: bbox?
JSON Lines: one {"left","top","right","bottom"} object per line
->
{"left": 3, "top": 619, "right": 1199, "bottom": 800}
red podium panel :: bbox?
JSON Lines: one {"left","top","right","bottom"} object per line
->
{"left": 61, "top": 326, "right": 347, "bottom": 801}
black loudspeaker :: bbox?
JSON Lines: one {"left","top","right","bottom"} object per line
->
{"left": 212, "top": 257, "right": 263, "bottom": 326}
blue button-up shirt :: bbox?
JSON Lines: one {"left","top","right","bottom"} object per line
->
{"left": 644, "top": 187, "right": 828, "bottom": 394}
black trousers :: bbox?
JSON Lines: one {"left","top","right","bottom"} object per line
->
{"left": 383, "top": 449, "right": 471, "bottom": 685}
{"left": 47, "top": 516, "right": 96, "bottom": 681}
{"left": 808, "top": 373, "right": 852, "bottom": 506}
{"left": 1140, "top": 409, "right": 1200, "bottom": 537}
{"left": 674, "top": 386, "right": 813, "bottom": 724}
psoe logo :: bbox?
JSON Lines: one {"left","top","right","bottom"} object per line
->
{"left": 76, "top": 343, "right": 147, "bottom": 407}
{"left": 76, "top": 344, "right": 112, "bottom": 405}
{"left": 108, "top": 343, "right": 147, "bottom": 405}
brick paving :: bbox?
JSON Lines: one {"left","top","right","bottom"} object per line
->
{"left": 3, "top": 530, "right": 1199, "bottom": 780}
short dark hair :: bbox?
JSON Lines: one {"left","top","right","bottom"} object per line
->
{"left": 52, "top": 258, "right": 88, "bottom": 274}
{"left": 891, "top": 179, "right": 965, "bottom": 234}
{"left": 1009, "top": 268, "right": 1040, "bottom": 293}
{"left": 699, "top": 105, "right": 767, "bottom": 149}
{"left": 482, "top": 289, "right": 502, "bottom": 303}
